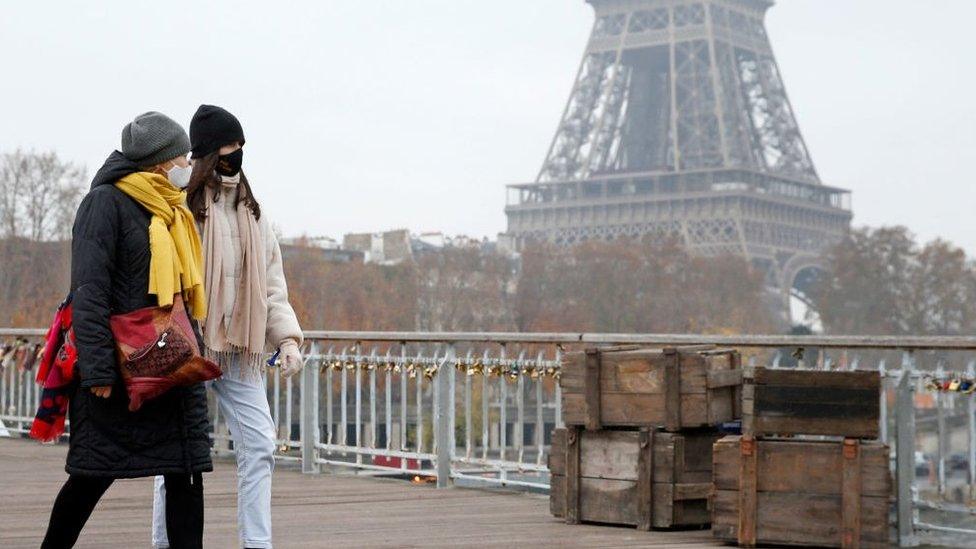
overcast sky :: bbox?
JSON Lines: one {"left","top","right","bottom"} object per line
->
{"left": 2, "top": 1, "right": 974, "bottom": 252}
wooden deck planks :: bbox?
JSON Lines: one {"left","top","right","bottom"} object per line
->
{"left": 0, "top": 438, "right": 721, "bottom": 548}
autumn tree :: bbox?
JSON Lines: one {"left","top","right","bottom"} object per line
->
{"left": 810, "top": 226, "right": 976, "bottom": 335}
{"left": 414, "top": 246, "right": 516, "bottom": 332}
{"left": 282, "top": 245, "right": 417, "bottom": 331}
{"left": 516, "top": 238, "right": 773, "bottom": 334}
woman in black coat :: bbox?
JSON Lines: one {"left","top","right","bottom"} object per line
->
{"left": 41, "top": 112, "right": 213, "bottom": 549}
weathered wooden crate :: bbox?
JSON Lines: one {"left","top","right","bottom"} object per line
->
{"left": 560, "top": 346, "right": 742, "bottom": 431}
{"left": 712, "top": 435, "right": 891, "bottom": 548}
{"left": 549, "top": 427, "right": 721, "bottom": 529}
{"left": 743, "top": 367, "right": 880, "bottom": 439}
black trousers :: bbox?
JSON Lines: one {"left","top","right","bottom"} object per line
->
{"left": 41, "top": 473, "right": 203, "bottom": 549}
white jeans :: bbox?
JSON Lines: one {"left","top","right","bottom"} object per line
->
{"left": 153, "top": 365, "right": 277, "bottom": 549}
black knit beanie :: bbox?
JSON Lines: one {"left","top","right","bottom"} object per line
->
{"left": 189, "top": 105, "right": 246, "bottom": 159}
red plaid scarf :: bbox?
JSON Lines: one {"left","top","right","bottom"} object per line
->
{"left": 30, "top": 296, "right": 76, "bottom": 442}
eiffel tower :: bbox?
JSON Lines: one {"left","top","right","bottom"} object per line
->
{"left": 505, "top": 0, "right": 851, "bottom": 314}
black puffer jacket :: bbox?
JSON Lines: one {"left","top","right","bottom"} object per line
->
{"left": 66, "top": 151, "right": 213, "bottom": 478}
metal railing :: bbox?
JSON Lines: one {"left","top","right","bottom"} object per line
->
{"left": 4, "top": 328, "right": 976, "bottom": 546}
{"left": 0, "top": 334, "right": 42, "bottom": 437}
{"left": 295, "top": 334, "right": 564, "bottom": 491}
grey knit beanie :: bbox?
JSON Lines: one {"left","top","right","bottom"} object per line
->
{"left": 120, "top": 111, "right": 191, "bottom": 167}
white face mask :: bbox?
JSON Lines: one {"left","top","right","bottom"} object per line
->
{"left": 166, "top": 163, "right": 192, "bottom": 188}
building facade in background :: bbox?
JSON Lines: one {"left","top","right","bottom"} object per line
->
{"left": 341, "top": 230, "right": 495, "bottom": 265}
{"left": 504, "top": 0, "right": 852, "bottom": 312}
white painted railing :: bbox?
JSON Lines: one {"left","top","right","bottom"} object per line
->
{"left": 293, "top": 337, "right": 563, "bottom": 490}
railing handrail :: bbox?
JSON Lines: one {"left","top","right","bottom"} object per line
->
{"left": 0, "top": 328, "right": 46, "bottom": 337}
{"left": 5, "top": 327, "right": 976, "bottom": 350}
{"left": 301, "top": 331, "right": 976, "bottom": 350}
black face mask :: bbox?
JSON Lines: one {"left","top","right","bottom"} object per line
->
{"left": 216, "top": 148, "right": 243, "bottom": 177}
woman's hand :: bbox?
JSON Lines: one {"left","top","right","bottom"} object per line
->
{"left": 279, "top": 340, "right": 304, "bottom": 378}
{"left": 90, "top": 386, "right": 113, "bottom": 398}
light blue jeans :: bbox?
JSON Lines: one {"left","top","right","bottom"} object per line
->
{"left": 152, "top": 363, "right": 277, "bottom": 549}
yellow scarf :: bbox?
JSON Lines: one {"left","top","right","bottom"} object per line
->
{"left": 114, "top": 172, "right": 207, "bottom": 320}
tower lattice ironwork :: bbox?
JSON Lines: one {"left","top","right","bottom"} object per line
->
{"left": 505, "top": 0, "right": 852, "bottom": 312}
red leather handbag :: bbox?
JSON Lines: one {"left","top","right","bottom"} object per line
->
{"left": 109, "top": 296, "right": 221, "bottom": 411}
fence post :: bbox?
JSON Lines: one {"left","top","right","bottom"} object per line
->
{"left": 896, "top": 352, "right": 918, "bottom": 547}
{"left": 435, "top": 343, "right": 456, "bottom": 488}
{"left": 879, "top": 360, "right": 888, "bottom": 445}
{"left": 301, "top": 340, "right": 320, "bottom": 474}
{"left": 935, "top": 364, "right": 946, "bottom": 499}
{"left": 968, "top": 361, "right": 976, "bottom": 503}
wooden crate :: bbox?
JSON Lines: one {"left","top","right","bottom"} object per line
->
{"left": 560, "top": 346, "right": 741, "bottom": 431}
{"left": 712, "top": 435, "right": 891, "bottom": 548}
{"left": 549, "top": 427, "right": 721, "bottom": 529}
{"left": 743, "top": 368, "right": 880, "bottom": 439}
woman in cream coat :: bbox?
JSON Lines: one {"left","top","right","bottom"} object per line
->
{"left": 151, "top": 105, "right": 303, "bottom": 549}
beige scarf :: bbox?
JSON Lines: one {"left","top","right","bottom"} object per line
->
{"left": 202, "top": 181, "right": 268, "bottom": 374}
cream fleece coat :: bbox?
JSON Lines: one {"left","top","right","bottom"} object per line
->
{"left": 203, "top": 176, "right": 303, "bottom": 369}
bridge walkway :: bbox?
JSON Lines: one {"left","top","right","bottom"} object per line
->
{"left": 0, "top": 438, "right": 718, "bottom": 548}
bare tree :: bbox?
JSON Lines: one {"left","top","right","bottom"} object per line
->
{"left": 0, "top": 150, "right": 85, "bottom": 242}
{"left": 0, "top": 150, "right": 85, "bottom": 326}
{"left": 0, "top": 152, "right": 25, "bottom": 238}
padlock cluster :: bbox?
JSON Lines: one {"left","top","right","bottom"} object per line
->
{"left": 313, "top": 354, "right": 561, "bottom": 382}
{"left": 0, "top": 338, "right": 43, "bottom": 372}
{"left": 923, "top": 377, "right": 976, "bottom": 394}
